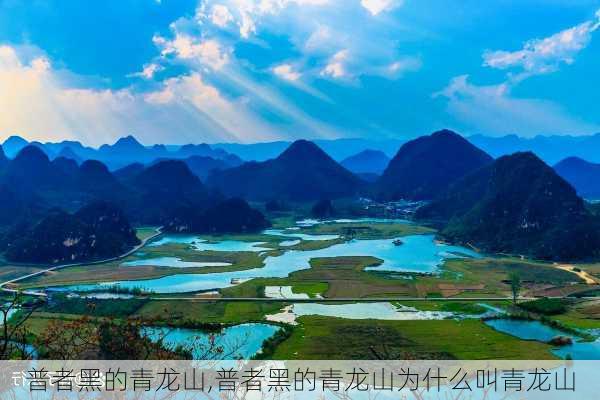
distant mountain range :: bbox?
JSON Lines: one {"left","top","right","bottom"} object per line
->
{"left": 340, "top": 150, "right": 390, "bottom": 176}
{"left": 554, "top": 157, "right": 600, "bottom": 200}
{"left": 207, "top": 140, "right": 364, "bottom": 202}
{"left": 376, "top": 130, "right": 493, "bottom": 201}
{"left": 5, "top": 129, "right": 600, "bottom": 263}
{"left": 8, "top": 132, "right": 600, "bottom": 170}
{"left": 417, "top": 152, "right": 600, "bottom": 261}
{"left": 1, "top": 135, "right": 243, "bottom": 170}
{"left": 469, "top": 133, "right": 600, "bottom": 165}
{"left": 213, "top": 138, "right": 404, "bottom": 162}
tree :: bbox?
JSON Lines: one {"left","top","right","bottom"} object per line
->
{"left": 311, "top": 199, "right": 335, "bottom": 219}
{"left": 509, "top": 272, "right": 522, "bottom": 305}
{"left": 0, "top": 292, "right": 43, "bottom": 360}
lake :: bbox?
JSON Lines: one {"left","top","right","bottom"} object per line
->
{"left": 485, "top": 318, "right": 600, "bottom": 359}
{"left": 60, "top": 234, "right": 479, "bottom": 293}
{"left": 122, "top": 256, "right": 232, "bottom": 268}
{"left": 142, "top": 323, "right": 280, "bottom": 359}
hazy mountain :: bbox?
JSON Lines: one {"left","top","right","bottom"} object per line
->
{"left": 417, "top": 152, "right": 600, "bottom": 261}
{"left": 0, "top": 145, "right": 7, "bottom": 170}
{"left": 469, "top": 133, "right": 600, "bottom": 164}
{"left": 1, "top": 135, "right": 28, "bottom": 158}
{"left": 377, "top": 130, "right": 493, "bottom": 200}
{"left": 207, "top": 140, "right": 363, "bottom": 202}
{"left": 341, "top": 150, "right": 390, "bottom": 175}
{"left": 173, "top": 144, "right": 242, "bottom": 166}
{"left": 554, "top": 157, "right": 600, "bottom": 200}
{"left": 113, "top": 163, "right": 145, "bottom": 181}
{"left": 57, "top": 146, "right": 83, "bottom": 164}
{"left": 213, "top": 138, "right": 404, "bottom": 161}
{"left": 3, "top": 201, "right": 139, "bottom": 264}
{"left": 150, "top": 155, "right": 235, "bottom": 181}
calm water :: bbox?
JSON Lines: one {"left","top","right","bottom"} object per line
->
{"left": 292, "top": 302, "right": 454, "bottom": 320}
{"left": 485, "top": 318, "right": 600, "bottom": 359}
{"left": 61, "top": 234, "right": 479, "bottom": 293}
{"left": 122, "top": 257, "right": 231, "bottom": 268}
{"left": 150, "top": 235, "right": 272, "bottom": 252}
{"left": 263, "top": 229, "right": 340, "bottom": 241}
{"left": 142, "top": 323, "right": 280, "bottom": 359}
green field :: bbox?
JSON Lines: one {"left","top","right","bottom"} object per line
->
{"left": 270, "top": 316, "right": 557, "bottom": 359}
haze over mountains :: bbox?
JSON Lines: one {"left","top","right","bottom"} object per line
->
{"left": 2, "top": 128, "right": 600, "bottom": 263}
{"left": 207, "top": 140, "right": 364, "bottom": 202}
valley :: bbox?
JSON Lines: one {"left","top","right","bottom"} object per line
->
{"left": 4, "top": 217, "right": 600, "bottom": 360}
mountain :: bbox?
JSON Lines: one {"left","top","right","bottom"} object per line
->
{"left": 173, "top": 144, "right": 242, "bottom": 166}
{"left": 113, "top": 163, "right": 145, "bottom": 181}
{"left": 127, "top": 160, "right": 214, "bottom": 224}
{"left": 469, "top": 133, "right": 600, "bottom": 165}
{"left": 1, "top": 135, "right": 29, "bottom": 158}
{"left": 207, "top": 140, "right": 363, "bottom": 202}
{"left": 554, "top": 157, "right": 600, "bottom": 200}
{"left": 417, "top": 152, "right": 600, "bottom": 261}
{"left": 341, "top": 150, "right": 390, "bottom": 175}
{"left": 213, "top": 138, "right": 404, "bottom": 161}
{"left": 4, "top": 146, "right": 63, "bottom": 190}
{"left": 165, "top": 198, "right": 269, "bottom": 234}
{"left": 150, "top": 155, "right": 235, "bottom": 181}
{"left": 376, "top": 130, "right": 493, "bottom": 201}
{"left": 57, "top": 146, "right": 83, "bottom": 164}
{"left": 3, "top": 201, "right": 140, "bottom": 264}
{"left": 0, "top": 145, "right": 7, "bottom": 170}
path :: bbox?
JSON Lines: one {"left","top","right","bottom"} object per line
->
{"left": 555, "top": 263, "right": 599, "bottom": 285}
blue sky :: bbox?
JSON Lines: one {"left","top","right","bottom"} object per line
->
{"left": 1, "top": 0, "right": 599, "bottom": 146}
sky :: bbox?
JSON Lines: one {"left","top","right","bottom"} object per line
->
{"left": 1, "top": 0, "right": 600, "bottom": 146}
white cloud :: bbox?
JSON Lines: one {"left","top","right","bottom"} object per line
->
{"left": 360, "top": 0, "right": 402, "bottom": 16}
{"left": 321, "top": 49, "right": 349, "bottom": 78}
{"left": 434, "top": 75, "right": 599, "bottom": 136}
{"left": 0, "top": 44, "right": 290, "bottom": 145}
{"left": 483, "top": 9, "right": 600, "bottom": 75}
{"left": 129, "top": 63, "right": 163, "bottom": 79}
{"left": 154, "top": 34, "right": 230, "bottom": 70}
{"left": 210, "top": 4, "right": 234, "bottom": 27}
{"left": 198, "top": 0, "right": 331, "bottom": 39}
{"left": 272, "top": 63, "right": 301, "bottom": 81}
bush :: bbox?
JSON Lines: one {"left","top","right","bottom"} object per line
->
{"left": 519, "top": 298, "right": 567, "bottom": 315}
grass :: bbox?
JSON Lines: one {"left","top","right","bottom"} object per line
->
{"left": 221, "top": 256, "right": 417, "bottom": 298}
{"left": 135, "top": 227, "right": 160, "bottom": 241}
{"left": 17, "top": 244, "right": 267, "bottom": 288}
{"left": 291, "top": 282, "right": 328, "bottom": 298}
{"left": 549, "top": 300, "right": 600, "bottom": 330}
{"left": 0, "top": 264, "right": 44, "bottom": 283}
{"left": 300, "top": 221, "right": 435, "bottom": 239}
{"left": 134, "top": 300, "right": 285, "bottom": 325}
{"left": 271, "top": 316, "right": 557, "bottom": 360}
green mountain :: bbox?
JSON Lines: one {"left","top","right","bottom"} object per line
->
{"left": 165, "top": 198, "right": 270, "bottom": 234}
{"left": 417, "top": 152, "right": 600, "bottom": 261}
{"left": 207, "top": 140, "right": 363, "bottom": 202}
{"left": 3, "top": 201, "right": 140, "bottom": 264}
{"left": 377, "top": 130, "right": 493, "bottom": 200}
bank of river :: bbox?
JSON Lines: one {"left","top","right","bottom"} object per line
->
{"left": 56, "top": 233, "right": 479, "bottom": 294}
{"left": 484, "top": 318, "right": 600, "bottom": 359}
{"left": 142, "top": 323, "right": 280, "bottom": 359}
